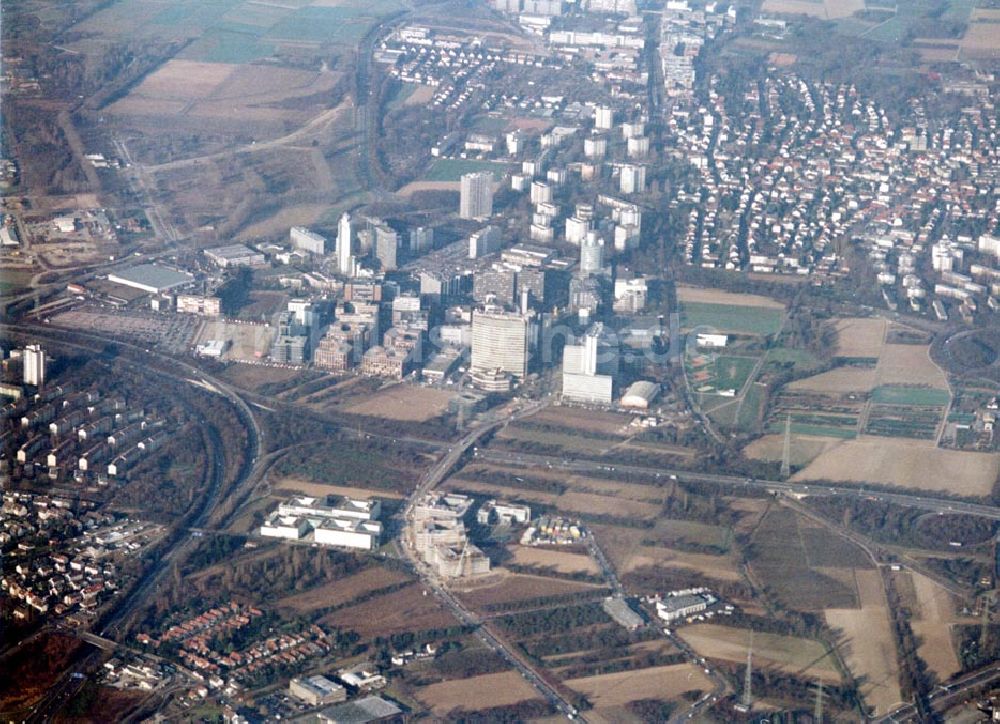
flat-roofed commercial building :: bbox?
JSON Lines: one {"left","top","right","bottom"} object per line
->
{"left": 289, "top": 675, "right": 347, "bottom": 706}
{"left": 290, "top": 226, "right": 327, "bottom": 255}
{"left": 107, "top": 264, "right": 194, "bottom": 294}
{"left": 204, "top": 244, "right": 267, "bottom": 268}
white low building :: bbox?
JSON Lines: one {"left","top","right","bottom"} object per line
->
{"left": 313, "top": 518, "right": 383, "bottom": 551}
{"left": 260, "top": 514, "right": 311, "bottom": 540}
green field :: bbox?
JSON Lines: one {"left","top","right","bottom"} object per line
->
{"left": 768, "top": 421, "right": 858, "bottom": 439}
{"left": 424, "top": 159, "right": 512, "bottom": 182}
{"left": 713, "top": 355, "right": 758, "bottom": 391}
{"left": 182, "top": 29, "right": 276, "bottom": 63}
{"left": 266, "top": 1, "right": 403, "bottom": 43}
{"left": 764, "top": 347, "right": 821, "bottom": 372}
{"left": 736, "top": 382, "right": 767, "bottom": 432}
{"left": 659, "top": 519, "right": 732, "bottom": 552}
{"left": 152, "top": 0, "right": 240, "bottom": 29}
{"left": 871, "top": 386, "right": 950, "bottom": 406}
{"left": 680, "top": 302, "right": 783, "bottom": 336}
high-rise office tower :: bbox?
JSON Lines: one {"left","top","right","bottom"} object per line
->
{"left": 374, "top": 223, "right": 398, "bottom": 271}
{"left": 459, "top": 172, "right": 494, "bottom": 220}
{"left": 580, "top": 231, "right": 605, "bottom": 274}
{"left": 471, "top": 308, "right": 531, "bottom": 378}
{"left": 337, "top": 212, "right": 354, "bottom": 276}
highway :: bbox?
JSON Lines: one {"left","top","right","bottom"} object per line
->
{"left": 1, "top": 323, "right": 264, "bottom": 720}
{"left": 396, "top": 400, "right": 585, "bottom": 721}
{"left": 472, "top": 450, "right": 1000, "bottom": 521}
{"left": 878, "top": 662, "right": 1000, "bottom": 722}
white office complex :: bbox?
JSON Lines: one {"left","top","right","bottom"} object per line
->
{"left": 336, "top": 212, "right": 355, "bottom": 276}
{"left": 471, "top": 307, "right": 532, "bottom": 378}
{"left": 260, "top": 496, "right": 382, "bottom": 550}
{"left": 412, "top": 492, "right": 491, "bottom": 578}
{"left": 562, "top": 324, "right": 615, "bottom": 405}
{"left": 459, "top": 171, "right": 494, "bottom": 220}
{"left": 290, "top": 226, "right": 327, "bottom": 255}
{"left": 22, "top": 344, "right": 45, "bottom": 387}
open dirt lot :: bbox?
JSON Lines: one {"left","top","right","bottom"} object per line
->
{"left": 130, "top": 60, "right": 238, "bottom": 101}
{"left": 397, "top": 180, "right": 460, "bottom": 196}
{"left": 792, "top": 438, "right": 999, "bottom": 496}
{"left": 875, "top": 344, "right": 949, "bottom": 389}
{"left": 834, "top": 318, "right": 887, "bottom": 358}
{"left": 962, "top": 16, "right": 1000, "bottom": 57}
{"left": 322, "top": 583, "right": 458, "bottom": 635}
{"left": 274, "top": 478, "right": 405, "bottom": 500}
{"left": 456, "top": 572, "right": 604, "bottom": 609}
{"left": 679, "top": 624, "right": 841, "bottom": 683}
{"left": 447, "top": 478, "right": 662, "bottom": 521}
{"left": 908, "top": 571, "right": 964, "bottom": 680}
{"left": 825, "top": 570, "right": 902, "bottom": 717}
{"left": 414, "top": 671, "right": 543, "bottom": 716}
{"left": 528, "top": 406, "right": 633, "bottom": 435}
{"left": 744, "top": 433, "right": 845, "bottom": 467}
{"left": 196, "top": 320, "right": 275, "bottom": 360}
{"left": 563, "top": 663, "right": 714, "bottom": 711}
{"left": 595, "top": 525, "right": 743, "bottom": 581}
{"left": 676, "top": 285, "right": 784, "bottom": 309}
{"left": 345, "top": 385, "right": 455, "bottom": 421}
{"left": 275, "top": 566, "right": 411, "bottom": 613}
{"left": 510, "top": 545, "right": 601, "bottom": 575}
{"left": 788, "top": 367, "right": 878, "bottom": 393}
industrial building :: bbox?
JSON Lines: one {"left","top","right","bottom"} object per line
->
{"left": 316, "top": 695, "right": 403, "bottom": 724}
{"left": 175, "top": 295, "right": 221, "bottom": 316}
{"left": 204, "top": 244, "right": 267, "bottom": 268}
{"left": 289, "top": 675, "right": 347, "bottom": 706}
{"left": 603, "top": 595, "right": 644, "bottom": 630}
{"left": 107, "top": 264, "right": 194, "bottom": 294}
{"left": 656, "top": 589, "right": 718, "bottom": 623}
{"left": 621, "top": 380, "right": 660, "bottom": 409}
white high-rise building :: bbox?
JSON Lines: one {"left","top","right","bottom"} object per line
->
{"left": 373, "top": 222, "right": 398, "bottom": 271}
{"left": 23, "top": 344, "right": 45, "bottom": 387}
{"left": 410, "top": 226, "right": 434, "bottom": 253}
{"left": 471, "top": 308, "right": 531, "bottom": 378}
{"left": 595, "top": 106, "right": 614, "bottom": 130}
{"left": 530, "top": 180, "right": 552, "bottom": 206}
{"left": 562, "top": 324, "right": 614, "bottom": 405}
{"left": 565, "top": 216, "right": 591, "bottom": 245}
{"left": 460, "top": 172, "right": 494, "bottom": 220}
{"left": 580, "top": 231, "right": 605, "bottom": 274}
{"left": 620, "top": 164, "right": 646, "bottom": 194}
{"left": 337, "top": 213, "right": 354, "bottom": 276}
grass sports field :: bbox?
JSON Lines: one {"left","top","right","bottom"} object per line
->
{"left": 680, "top": 302, "right": 783, "bottom": 336}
